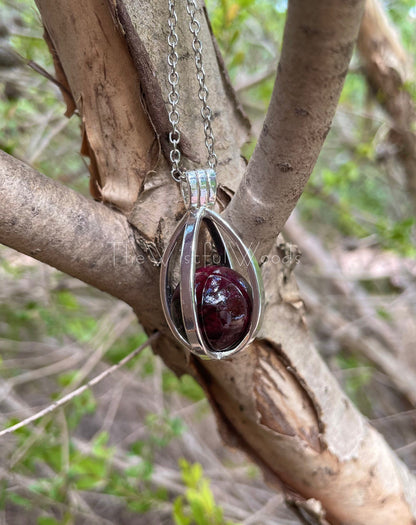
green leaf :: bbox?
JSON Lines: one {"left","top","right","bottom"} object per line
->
{"left": 130, "top": 440, "right": 145, "bottom": 456}
{"left": 91, "top": 431, "right": 113, "bottom": 459}
{"left": 179, "top": 459, "right": 203, "bottom": 489}
{"left": 58, "top": 370, "right": 80, "bottom": 387}
{"left": 199, "top": 479, "right": 216, "bottom": 514}
{"left": 127, "top": 499, "right": 152, "bottom": 513}
{"left": 188, "top": 493, "right": 208, "bottom": 525}
{"left": 105, "top": 332, "right": 147, "bottom": 364}
{"left": 137, "top": 459, "right": 154, "bottom": 481}
{"left": 173, "top": 496, "right": 192, "bottom": 525}
{"left": 170, "top": 416, "right": 186, "bottom": 437}
{"left": 178, "top": 375, "right": 205, "bottom": 402}
{"left": 65, "top": 317, "right": 97, "bottom": 343}
{"left": 37, "top": 517, "right": 61, "bottom": 525}
{"left": 56, "top": 290, "right": 78, "bottom": 309}
{"left": 377, "top": 307, "right": 393, "bottom": 321}
{"left": 7, "top": 492, "right": 32, "bottom": 509}
{"left": 73, "top": 475, "right": 103, "bottom": 491}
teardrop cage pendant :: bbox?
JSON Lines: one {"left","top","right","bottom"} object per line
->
{"left": 162, "top": 0, "right": 263, "bottom": 360}
{"left": 160, "top": 169, "right": 264, "bottom": 360}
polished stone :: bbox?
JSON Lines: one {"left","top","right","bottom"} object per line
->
{"left": 171, "top": 265, "right": 252, "bottom": 352}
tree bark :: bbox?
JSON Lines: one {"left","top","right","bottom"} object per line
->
{"left": 224, "top": 0, "right": 367, "bottom": 256}
{"left": 1, "top": 0, "right": 416, "bottom": 523}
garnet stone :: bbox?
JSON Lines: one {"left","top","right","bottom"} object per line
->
{"left": 171, "top": 265, "right": 253, "bottom": 352}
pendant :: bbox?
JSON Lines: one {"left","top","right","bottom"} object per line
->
{"left": 160, "top": 169, "right": 264, "bottom": 360}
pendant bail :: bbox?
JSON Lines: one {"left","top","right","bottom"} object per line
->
{"left": 180, "top": 169, "right": 217, "bottom": 209}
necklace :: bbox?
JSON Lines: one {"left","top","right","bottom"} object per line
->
{"left": 160, "top": 0, "right": 264, "bottom": 360}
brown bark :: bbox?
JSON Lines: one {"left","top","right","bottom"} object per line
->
{"left": 1, "top": 0, "right": 416, "bottom": 523}
{"left": 357, "top": 0, "right": 416, "bottom": 211}
{"left": 39, "top": 0, "right": 158, "bottom": 212}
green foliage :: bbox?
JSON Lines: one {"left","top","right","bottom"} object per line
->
{"left": 385, "top": 0, "right": 416, "bottom": 51}
{"left": 0, "top": 283, "right": 98, "bottom": 345}
{"left": 68, "top": 433, "right": 112, "bottom": 490}
{"left": 303, "top": 145, "right": 416, "bottom": 257}
{"left": 6, "top": 492, "right": 32, "bottom": 509}
{"left": 0, "top": 254, "right": 196, "bottom": 523}
{"left": 0, "top": 244, "right": 216, "bottom": 523}
{"left": 105, "top": 332, "right": 149, "bottom": 367}
{"left": 10, "top": 33, "right": 50, "bottom": 64}
{"left": 173, "top": 459, "right": 240, "bottom": 525}
{"left": 207, "top": 0, "right": 285, "bottom": 88}
{"left": 0, "top": 0, "right": 89, "bottom": 193}
{"left": 5, "top": 403, "right": 187, "bottom": 521}
{"left": 37, "top": 518, "right": 61, "bottom": 525}
{"left": 375, "top": 217, "right": 416, "bottom": 256}
{"left": 377, "top": 307, "right": 394, "bottom": 321}
{"left": 206, "top": 0, "right": 415, "bottom": 262}
{"left": 339, "top": 72, "right": 368, "bottom": 108}
{"left": 162, "top": 370, "right": 206, "bottom": 402}
{"left": 144, "top": 411, "right": 186, "bottom": 448}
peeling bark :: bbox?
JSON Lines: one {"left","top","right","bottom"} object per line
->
{"left": 35, "top": 0, "right": 157, "bottom": 213}
{"left": 1, "top": 0, "right": 416, "bottom": 523}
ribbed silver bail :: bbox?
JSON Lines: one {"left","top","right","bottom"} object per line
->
{"left": 181, "top": 169, "right": 217, "bottom": 209}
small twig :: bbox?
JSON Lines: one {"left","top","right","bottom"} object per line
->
{"left": 235, "top": 63, "right": 277, "bottom": 93}
{"left": 0, "top": 332, "right": 159, "bottom": 438}
{"left": 27, "top": 57, "right": 73, "bottom": 99}
{"left": 2, "top": 47, "right": 73, "bottom": 99}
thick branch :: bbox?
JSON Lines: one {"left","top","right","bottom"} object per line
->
{"left": 225, "top": 0, "right": 366, "bottom": 256}
{"left": 35, "top": 0, "right": 158, "bottom": 213}
{"left": 0, "top": 151, "right": 158, "bottom": 327}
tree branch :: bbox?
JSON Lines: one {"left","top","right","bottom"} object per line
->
{"left": 0, "top": 151, "right": 157, "bottom": 319}
{"left": 224, "top": 0, "right": 366, "bottom": 256}
{"left": 35, "top": 0, "right": 158, "bottom": 213}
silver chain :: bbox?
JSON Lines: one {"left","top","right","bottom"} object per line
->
{"left": 167, "top": 0, "right": 182, "bottom": 181}
{"left": 167, "top": 0, "right": 217, "bottom": 182}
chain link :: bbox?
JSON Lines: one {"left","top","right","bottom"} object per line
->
{"left": 167, "top": 0, "right": 182, "bottom": 181}
{"left": 186, "top": 0, "right": 217, "bottom": 170}
{"left": 167, "top": 0, "right": 218, "bottom": 180}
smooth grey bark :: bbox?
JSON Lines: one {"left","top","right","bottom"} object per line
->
{"left": 225, "top": 0, "right": 367, "bottom": 258}
{"left": 0, "top": 150, "right": 159, "bottom": 329}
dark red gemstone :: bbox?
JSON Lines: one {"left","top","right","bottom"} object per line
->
{"left": 171, "top": 265, "right": 252, "bottom": 352}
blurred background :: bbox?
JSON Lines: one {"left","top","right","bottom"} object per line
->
{"left": 0, "top": 0, "right": 415, "bottom": 523}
